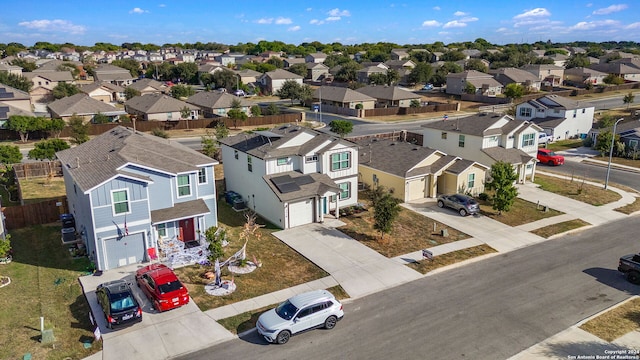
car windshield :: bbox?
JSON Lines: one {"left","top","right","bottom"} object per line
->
{"left": 158, "top": 280, "right": 183, "bottom": 294}
{"left": 547, "top": 151, "right": 557, "bottom": 156}
{"left": 110, "top": 292, "right": 136, "bottom": 311}
{"left": 275, "top": 300, "right": 299, "bottom": 320}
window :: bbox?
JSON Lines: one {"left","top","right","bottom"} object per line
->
{"left": 198, "top": 168, "right": 207, "bottom": 184}
{"left": 468, "top": 173, "right": 475, "bottom": 188}
{"left": 277, "top": 157, "right": 288, "bottom": 166}
{"left": 247, "top": 155, "right": 252, "bottom": 172}
{"left": 582, "top": 108, "right": 586, "bottom": 113}
{"left": 234, "top": 150, "right": 238, "bottom": 159}
{"left": 338, "top": 182, "right": 351, "bottom": 200}
{"left": 305, "top": 154, "right": 318, "bottom": 163}
{"left": 177, "top": 174, "right": 191, "bottom": 197}
{"left": 441, "top": 132, "right": 448, "bottom": 139}
{"left": 519, "top": 107, "right": 532, "bottom": 117}
{"left": 573, "top": 110, "right": 577, "bottom": 118}
{"left": 630, "top": 140, "right": 638, "bottom": 150}
{"left": 157, "top": 223, "right": 167, "bottom": 237}
{"left": 167, "top": 112, "right": 173, "bottom": 120}
{"left": 331, "top": 152, "right": 350, "bottom": 171}
{"left": 458, "top": 135, "right": 465, "bottom": 148}
{"left": 112, "top": 189, "right": 129, "bottom": 215}
{"left": 522, "top": 133, "right": 535, "bottom": 147}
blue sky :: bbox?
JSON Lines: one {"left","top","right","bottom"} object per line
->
{"left": 1, "top": 1, "right": 639, "bottom": 47}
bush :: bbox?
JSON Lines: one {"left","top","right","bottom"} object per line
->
{"left": 151, "top": 128, "right": 169, "bottom": 138}
{"left": 478, "top": 192, "right": 489, "bottom": 201}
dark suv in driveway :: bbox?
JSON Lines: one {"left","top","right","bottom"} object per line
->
{"left": 437, "top": 194, "right": 480, "bottom": 216}
{"left": 96, "top": 279, "right": 142, "bottom": 329}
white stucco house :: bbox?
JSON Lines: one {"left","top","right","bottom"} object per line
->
{"left": 218, "top": 125, "right": 359, "bottom": 229}
{"left": 515, "top": 94, "right": 595, "bottom": 140}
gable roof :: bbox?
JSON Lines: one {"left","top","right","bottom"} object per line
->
{"left": 47, "top": 93, "right": 125, "bottom": 117}
{"left": 525, "top": 94, "right": 592, "bottom": 111}
{"left": 356, "top": 85, "right": 420, "bottom": 101}
{"left": 263, "top": 68, "right": 303, "bottom": 80}
{"left": 421, "top": 113, "right": 538, "bottom": 136}
{"left": 127, "top": 78, "right": 168, "bottom": 92}
{"left": 263, "top": 171, "right": 340, "bottom": 202}
{"left": 492, "top": 68, "right": 540, "bottom": 84}
{"left": 482, "top": 147, "right": 535, "bottom": 165}
{"left": 56, "top": 126, "right": 217, "bottom": 192}
{"left": 124, "top": 93, "right": 199, "bottom": 113}
{"left": 0, "top": 83, "right": 31, "bottom": 101}
{"left": 25, "top": 71, "right": 74, "bottom": 82}
{"left": 186, "top": 91, "right": 252, "bottom": 109}
{"left": 0, "top": 102, "right": 35, "bottom": 120}
{"left": 356, "top": 139, "right": 442, "bottom": 178}
{"left": 313, "top": 86, "right": 376, "bottom": 103}
{"left": 79, "top": 81, "right": 125, "bottom": 94}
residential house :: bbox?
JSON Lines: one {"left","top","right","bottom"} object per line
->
{"left": 127, "top": 78, "right": 169, "bottom": 96}
{"left": 461, "top": 49, "right": 482, "bottom": 59}
{"left": 589, "top": 62, "right": 640, "bottom": 82}
{"left": 79, "top": 81, "right": 126, "bottom": 103}
{"left": 185, "top": 92, "right": 252, "bottom": 118}
{"left": 94, "top": 64, "right": 136, "bottom": 86}
{"left": 234, "top": 69, "right": 262, "bottom": 85}
{"left": 258, "top": 69, "right": 303, "bottom": 94}
{"left": 588, "top": 119, "right": 640, "bottom": 152}
{"left": 545, "top": 53, "right": 569, "bottom": 67}
{"left": 283, "top": 58, "right": 306, "bottom": 68}
{"left": 599, "top": 51, "right": 638, "bottom": 64}
{"left": 356, "top": 138, "right": 488, "bottom": 202}
{"left": 491, "top": 68, "right": 542, "bottom": 92}
{"left": 47, "top": 93, "right": 126, "bottom": 123}
{"left": 563, "top": 67, "right": 608, "bottom": 87}
{"left": 24, "top": 71, "right": 75, "bottom": 103}
{"left": 515, "top": 94, "right": 595, "bottom": 140}
{"left": 0, "top": 83, "right": 35, "bottom": 127}
{"left": 390, "top": 49, "right": 410, "bottom": 61}
{"left": 356, "top": 85, "right": 421, "bottom": 108}
{"left": 305, "top": 52, "right": 328, "bottom": 64}
{"left": 521, "top": 64, "right": 565, "bottom": 87}
{"left": 306, "top": 62, "right": 330, "bottom": 81}
{"left": 446, "top": 70, "right": 503, "bottom": 96}
{"left": 0, "top": 63, "right": 23, "bottom": 76}
{"left": 214, "top": 53, "right": 244, "bottom": 67}
{"left": 313, "top": 86, "right": 376, "bottom": 110}
{"left": 421, "top": 113, "right": 543, "bottom": 183}
{"left": 356, "top": 66, "right": 387, "bottom": 84}
{"left": 218, "top": 125, "right": 359, "bottom": 229}
{"left": 124, "top": 93, "right": 199, "bottom": 121}
{"left": 384, "top": 60, "right": 416, "bottom": 70}
{"left": 56, "top": 126, "right": 218, "bottom": 271}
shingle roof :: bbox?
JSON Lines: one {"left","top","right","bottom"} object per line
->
{"left": 421, "top": 113, "right": 528, "bottom": 137}
{"left": 482, "top": 147, "right": 534, "bottom": 165}
{"left": 186, "top": 92, "right": 252, "bottom": 109}
{"left": 0, "top": 83, "right": 30, "bottom": 100}
{"left": 445, "top": 159, "right": 488, "bottom": 174}
{"left": 356, "top": 139, "right": 440, "bottom": 177}
{"left": 356, "top": 85, "right": 420, "bottom": 101}
{"left": 263, "top": 171, "right": 340, "bottom": 202}
{"left": 56, "top": 126, "right": 217, "bottom": 192}
{"left": 263, "top": 68, "right": 303, "bottom": 80}
{"left": 0, "top": 101, "right": 35, "bottom": 120}
{"left": 80, "top": 81, "right": 125, "bottom": 94}
{"left": 26, "top": 71, "right": 74, "bottom": 82}
{"left": 150, "top": 199, "right": 211, "bottom": 223}
{"left": 124, "top": 93, "right": 199, "bottom": 113}
{"left": 47, "top": 93, "right": 125, "bottom": 117}
{"left": 313, "top": 86, "right": 376, "bottom": 103}
{"left": 492, "top": 68, "right": 540, "bottom": 83}
{"left": 127, "top": 78, "right": 167, "bottom": 92}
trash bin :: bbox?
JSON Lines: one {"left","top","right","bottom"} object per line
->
{"left": 61, "top": 227, "right": 76, "bottom": 243}
{"left": 60, "top": 213, "right": 75, "bottom": 229}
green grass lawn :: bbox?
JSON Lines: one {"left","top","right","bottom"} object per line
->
{"left": 0, "top": 225, "right": 100, "bottom": 360}
{"left": 479, "top": 197, "right": 564, "bottom": 227}
{"left": 534, "top": 174, "right": 622, "bottom": 206}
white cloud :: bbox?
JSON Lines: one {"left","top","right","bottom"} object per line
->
{"left": 443, "top": 20, "right": 467, "bottom": 28}
{"left": 18, "top": 19, "right": 86, "bottom": 34}
{"left": 256, "top": 18, "right": 273, "bottom": 24}
{"left": 310, "top": 19, "right": 324, "bottom": 25}
{"left": 454, "top": 11, "right": 468, "bottom": 16}
{"left": 433, "top": 6, "right": 441, "bottom": 11}
{"left": 460, "top": 17, "right": 478, "bottom": 23}
{"left": 288, "top": 25, "right": 301, "bottom": 31}
{"left": 158, "top": 4, "right": 166, "bottom": 7}
{"left": 421, "top": 20, "right": 441, "bottom": 27}
{"left": 275, "top": 17, "right": 292, "bottom": 25}
{"left": 592, "top": 4, "right": 628, "bottom": 15}
{"left": 326, "top": 16, "right": 341, "bottom": 22}
{"left": 496, "top": 27, "right": 509, "bottom": 32}
{"left": 306, "top": 7, "right": 312, "bottom": 11}
{"left": 569, "top": 19, "right": 620, "bottom": 30}
{"left": 626, "top": 22, "right": 640, "bottom": 29}
{"left": 586, "top": 3, "right": 593, "bottom": 7}
{"left": 129, "top": 7, "right": 148, "bottom": 14}
{"left": 513, "top": 8, "right": 551, "bottom": 19}
{"left": 328, "top": 8, "right": 351, "bottom": 17}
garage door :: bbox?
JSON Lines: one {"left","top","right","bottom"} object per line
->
{"left": 407, "top": 178, "right": 426, "bottom": 202}
{"left": 104, "top": 233, "right": 146, "bottom": 269}
{"left": 289, "top": 199, "right": 314, "bottom": 228}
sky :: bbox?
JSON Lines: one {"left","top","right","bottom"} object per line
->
{"left": 1, "top": 1, "right": 640, "bottom": 47}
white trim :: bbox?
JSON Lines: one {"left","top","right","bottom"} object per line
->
{"left": 83, "top": 173, "right": 153, "bottom": 194}
{"left": 95, "top": 218, "right": 150, "bottom": 234}
{"left": 197, "top": 167, "right": 208, "bottom": 185}
{"left": 110, "top": 188, "right": 131, "bottom": 217}
{"left": 93, "top": 198, "right": 147, "bottom": 211}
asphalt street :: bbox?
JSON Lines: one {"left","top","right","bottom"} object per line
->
{"left": 173, "top": 217, "right": 640, "bottom": 360}
{"left": 539, "top": 160, "right": 640, "bottom": 192}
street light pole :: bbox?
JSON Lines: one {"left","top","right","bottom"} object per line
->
{"left": 604, "top": 117, "right": 624, "bottom": 190}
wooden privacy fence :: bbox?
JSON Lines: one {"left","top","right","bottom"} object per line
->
{"left": 3, "top": 197, "right": 68, "bottom": 230}
{"left": 364, "top": 103, "right": 458, "bottom": 117}
{"left": 13, "top": 161, "right": 62, "bottom": 179}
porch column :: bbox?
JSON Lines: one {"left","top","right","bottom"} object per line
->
{"left": 335, "top": 195, "right": 340, "bottom": 219}
{"left": 429, "top": 175, "right": 437, "bottom": 198}
{"left": 530, "top": 162, "right": 536, "bottom": 182}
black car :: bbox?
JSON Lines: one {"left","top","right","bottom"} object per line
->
{"left": 96, "top": 280, "right": 142, "bottom": 329}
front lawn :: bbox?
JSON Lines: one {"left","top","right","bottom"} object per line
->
{"left": 479, "top": 197, "right": 564, "bottom": 227}
{"left": 530, "top": 219, "right": 591, "bottom": 238}
{"left": 407, "top": 245, "right": 497, "bottom": 274}
{"left": 534, "top": 174, "right": 622, "bottom": 206}
{"left": 546, "top": 139, "right": 584, "bottom": 151}
{"left": 579, "top": 297, "right": 640, "bottom": 342}
{"left": 615, "top": 197, "right": 640, "bottom": 215}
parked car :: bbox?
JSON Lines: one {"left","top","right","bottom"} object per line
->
{"left": 96, "top": 280, "right": 142, "bottom": 329}
{"left": 233, "top": 89, "right": 246, "bottom": 97}
{"left": 537, "top": 148, "right": 564, "bottom": 166}
{"left": 618, "top": 253, "right": 640, "bottom": 284}
{"left": 437, "top": 194, "right": 480, "bottom": 216}
{"left": 256, "top": 290, "right": 344, "bottom": 344}
{"left": 422, "top": 83, "right": 434, "bottom": 90}
{"left": 538, "top": 133, "right": 554, "bottom": 145}
{"left": 135, "top": 263, "right": 189, "bottom": 312}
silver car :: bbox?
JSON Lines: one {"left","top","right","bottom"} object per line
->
{"left": 256, "top": 290, "right": 344, "bottom": 344}
{"left": 437, "top": 194, "right": 480, "bottom": 216}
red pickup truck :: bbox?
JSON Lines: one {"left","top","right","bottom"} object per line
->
{"left": 537, "top": 148, "right": 564, "bottom": 166}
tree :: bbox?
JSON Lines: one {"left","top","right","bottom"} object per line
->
{"left": 484, "top": 161, "right": 518, "bottom": 215}
{"left": 385, "top": 69, "right": 400, "bottom": 85}
{"left": 504, "top": 83, "right": 525, "bottom": 102}
{"left": 368, "top": 73, "right": 387, "bottom": 85}
{"left": 68, "top": 115, "right": 90, "bottom": 144}
{"left": 28, "top": 139, "right": 70, "bottom": 160}
{"left": 250, "top": 105, "right": 262, "bottom": 116}
{"left": 0, "top": 145, "right": 22, "bottom": 164}
{"left": 0, "top": 71, "right": 32, "bottom": 92}
{"left": 212, "top": 69, "right": 237, "bottom": 90}
{"left": 125, "top": 87, "right": 141, "bottom": 100}
{"left": 603, "top": 74, "right": 625, "bottom": 85}
{"left": 170, "top": 84, "right": 195, "bottom": 99}
{"left": 46, "top": 118, "right": 66, "bottom": 138}
{"left": 6, "top": 115, "right": 46, "bottom": 142}
{"left": 464, "top": 82, "right": 477, "bottom": 94}
{"left": 410, "top": 99, "right": 421, "bottom": 107}
{"left": 52, "top": 82, "right": 80, "bottom": 99}
{"left": 372, "top": 187, "right": 401, "bottom": 239}
{"left": 335, "top": 61, "right": 361, "bottom": 83}
{"left": 328, "top": 120, "right": 353, "bottom": 138}
{"left": 10, "top": 58, "right": 36, "bottom": 72}
{"left": 265, "top": 103, "right": 280, "bottom": 115}
{"left": 227, "top": 99, "right": 248, "bottom": 129}
{"left": 465, "top": 59, "right": 488, "bottom": 73}
{"left": 623, "top": 92, "right": 635, "bottom": 109}
{"left": 172, "top": 62, "right": 199, "bottom": 84}
{"left": 205, "top": 226, "right": 225, "bottom": 262}
{"left": 276, "top": 80, "right": 303, "bottom": 105}
{"left": 407, "top": 62, "right": 434, "bottom": 85}
{"left": 288, "top": 63, "right": 308, "bottom": 77}
{"left": 594, "top": 130, "right": 621, "bottom": 156}
{"left": 564, "top": 54, "right": 591, "bottom": 69}
{"left": 112, "top": 59, "right": 141, "bottom": 78}
{"left": 92, "top": 112, "right": 110, "bottom": 124}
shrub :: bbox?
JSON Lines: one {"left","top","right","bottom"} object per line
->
{"left": 151, "top": 128, "right": 169, "bottom": 138}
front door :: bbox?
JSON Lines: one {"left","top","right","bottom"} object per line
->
{"left": 178, "top": 219, "right": 195, "bottom": 242}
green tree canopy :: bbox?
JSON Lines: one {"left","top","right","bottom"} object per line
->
{"left": 407, "top": 62, "right": 434, "bottom": 85}
{"left": 0, "top": 144, "right": 23, "bottom": 164}
{"left": 28, "top": 139, "right": 70, "bottom": 160}
{"left": 504, "top": 83, "right": 525, "bottom": 101}
{"left": 10, "top": 58, "right": 36, "bottom": 72}
{"left": 125, "top": 87, "right": 141, "bottom": 100}
{"left": 46, "top": 118, "right": 66, "bottom": 138}
{"left": 112, "top": 59, "right": 141, "bottom": 78}
{"left": 170, "top": 84, "right": 195, "bottom": 99}
{"left": 372, "top": 187, "right": 401, "bottom": 239}
{"left": 328, "top": 120, "right": 353, "bottom": 138}
{"left": 68, "top": 115, "right": 90, "bottom": 144}
{"left": 172, "top": 62, "right": 199, "bottom": 84}
{"left": 465, "top": 58, "right": 488, "bottom": 73}
{"left": 52, "top": 82, "right": 80, "bottom": 99}
{"left": 0, "top": 71, "right": 32, "bottom": 92}
{"left": 603, "top": 74, "right": 625, "bottom": 85}
{"left": 623, "top": 92, "right": 635, "bottom": 108}
{"left": 288, "top": 63, "right": 308, "bottom": 77}
{"left": 484, "top": 161, "right": 519, "bottom": 214}
{"left": 6, "top": 115, "right": 47, "bottom": 142}
{"left": 227, "top": 99, "right": 248, "bottom": 129}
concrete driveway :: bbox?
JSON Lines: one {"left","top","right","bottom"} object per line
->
{"left": 273, "top": 223, "right": 422, "bottom": 299}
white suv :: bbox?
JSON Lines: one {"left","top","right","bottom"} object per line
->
{"left": 256, "top": 290, "right": 344, "bottom": 344}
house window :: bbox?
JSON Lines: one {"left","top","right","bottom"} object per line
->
{"left": 234, "top": 150, "right": 238, "bottom": 159}
{"left": 519, "top": 108, "right": 532, "bottom": 117}
{"left": 157, "top": 223, "right": 167, "bottom": 237}
{"left": 338, "top": 182, "right": 351, "bottom": 200}
{"left": 198, "top": 168, "right": 207, "bottom": 184}
{"left": 582, "top": 108, "right": 586, "bottom": 113}
{"left": 305, "top": 154, "right": 318, "bottom": 163}
{"left": 167, "top": 112, "right": 173, "bottom": 120}
{"left": 277, "top": 157, "right": 288, "bottom": 166}
{"left": 629, "top": 140, "right": 638, "bottom": 150}
{"left": 468, "top": 173, "right": 475, "bottom": 188}
{"left": 247, "top": 155, "right": 253, "bottom": 172}
{"left": 458, "top": 135, "right": 465, "bottom": 148}
{"left": 573, "top": 110, "right": 577, "bottom": 118}
{"left": 177, "top": 174, "right": 191, "bottom": 197}
{"left": 112, "top": 189, "right": 130, "bottom": 215}
{"left": 331, "top": 152, "right": 350, "bottom": 171}
{"left": 522, "top": 133, "right": 535, "bottom": 147}
{"left": 441, "top": 132, "right": 447, "bottom": 139}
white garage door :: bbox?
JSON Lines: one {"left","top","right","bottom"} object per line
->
{"left": 104, "top": 233, "right": 145, "bottom": 270}
{"left": 289, "top": 199, "right": 314, "bottom": 228}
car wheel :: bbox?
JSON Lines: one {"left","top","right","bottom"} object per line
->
{"left": 437, "top": 200, "right": 444, "bottom": 208}
{"left": 324, "top": 315, "right": 338, "bottom": 329}
{"left": 459, "top": 208, "right": 467, "bottom": 216}
{"left": 548, "top": 160, "right": 554, "bottom": 166}
{"left": 276, "top": 330, "right": 291, "bottom": 344}
{"left": 628, "top": 271, "right": 640, "bottom": 285}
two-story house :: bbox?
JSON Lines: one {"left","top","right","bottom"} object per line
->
{"left": 421, "top": 113, "right": 543, "bottom": 183}
{"left": 258, "top": 69, "right": 304, "bottom": 94}
{"left": 56, "top": 126, "right": 219, "bottom": 271}
{"left": 446, "top": 70, "right": 503, "bottom": 96}
{"left": 218, "top": 125, "right": 359, "bottom": 229}
{"left": 515, "top": 94, "right": 595, "bottom": 140}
